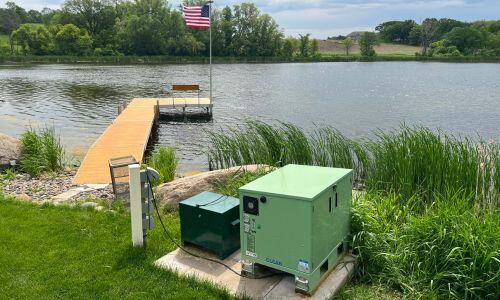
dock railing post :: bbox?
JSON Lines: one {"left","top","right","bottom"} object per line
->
{"left": 129, "top": 164, "right": 143, "bottom": 247}
{"left": 155, "top": 99, "right": 160, "bottom": 123}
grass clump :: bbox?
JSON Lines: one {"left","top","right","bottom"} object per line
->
{"left": 19, "top": 127, "right": 65, "bottom": 177}
{"left": 146, "top": 146, "right": 178, "bottom": 185}
{"left": 351, "top": 191, "right": 499, "bottom": 298}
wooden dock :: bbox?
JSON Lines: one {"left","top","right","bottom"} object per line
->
{"left": 73, "top": 98, "right": 212, "bottom": 185}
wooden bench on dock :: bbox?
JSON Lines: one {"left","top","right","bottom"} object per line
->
{"left": 171, "top": 84, "right": 202, "bottom": 107}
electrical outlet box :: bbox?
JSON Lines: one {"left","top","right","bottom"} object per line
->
{"left": 238, "top": 164, "right": 353, "bottom": 295}
{"left": 179, "top": 192, "right": 240, "bottom": 259}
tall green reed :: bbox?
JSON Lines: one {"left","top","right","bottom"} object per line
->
{"left": 207, "top": 121, "right": 498, "bottom": 206}
{"left": 207, "top": 121, "right": 364, "bottom": 181}
{"left": 146, "top": 146, "right": 178, "bottom": 186}
{"left": 364, "top": 125, "right": 498, "bottom": 204}
{"left": 19, "top": 127, "right": 65, "bottom": 177}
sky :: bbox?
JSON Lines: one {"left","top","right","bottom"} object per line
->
{"left": 5, "top": 0, "right": 500, "bottom": 38}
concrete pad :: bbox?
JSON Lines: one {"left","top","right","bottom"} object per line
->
{"left": 52, "top": 187, "right": 87, "bottom": 202}
{"left": 154, "top": 246, "right": 356, "bottom": 299}
{"left": 51, "top": 184, "right": 110, "bottom": 203}
{"left": 84, "top": 183, "right": 109, "bottom": 190}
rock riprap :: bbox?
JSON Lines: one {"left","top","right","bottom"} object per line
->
{"left": 0, "top": 133, "right": 21, "bottom": 169}
{"left": 1, "top": 171, "right": 114, "bottom": 202}
{"left": 156, "top": 165, "right": 268, "bottom": 210}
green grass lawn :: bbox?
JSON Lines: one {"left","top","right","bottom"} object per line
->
{"left": 0, "top": 195, "right": 400, "bottom": 299}
{"left": 0, "top": 197, "right": 233, "bottom": 299}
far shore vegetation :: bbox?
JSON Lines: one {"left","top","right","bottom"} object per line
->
{"left": 1, "top": 1, "right": 500, "bottom": 63}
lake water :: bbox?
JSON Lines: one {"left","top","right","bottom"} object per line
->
{"left": 1, "top": 62, "right": 499, "bottom": 172}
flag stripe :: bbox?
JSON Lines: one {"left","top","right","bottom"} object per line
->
{"left": 186, "top": 20, "right": 210, "bottom": 24}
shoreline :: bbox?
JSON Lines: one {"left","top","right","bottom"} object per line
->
{"left": 1, "top": 54, "right": 500, "bottom": 64}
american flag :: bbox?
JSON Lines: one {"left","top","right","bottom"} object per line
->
{"left": 183, "top": 5, "right": 210, "bottom": 29}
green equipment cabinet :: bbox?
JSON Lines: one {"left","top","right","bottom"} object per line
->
{"left": 238, "top": 164, "right": 353, "bottom": 294}
{"left": 179, "top": 191, "right": 240, "bottom": 259}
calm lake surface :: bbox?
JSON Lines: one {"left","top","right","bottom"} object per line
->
{"left": 1, "top": 62, "right": 499, "bottom": 172}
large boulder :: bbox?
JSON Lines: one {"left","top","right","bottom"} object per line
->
{"left": 0, "top": 133, "right": 21, "bottom": 169}
{"left": 156, "top": 165, "right": 268, "bottom": 210}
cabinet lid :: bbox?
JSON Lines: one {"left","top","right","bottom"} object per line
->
{"left": 180, "top": 191, "right": 239, "bottom": 213}
{"left": 239, "top": 164, "right": 352, "bottom": 200}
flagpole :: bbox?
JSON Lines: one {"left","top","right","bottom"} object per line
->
{"left": 209, "top": 1, "right": 213, "bottom": 103}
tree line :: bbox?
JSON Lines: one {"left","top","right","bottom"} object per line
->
{"left": 376, "top": 18, "right": 500, "bottom": 57}
{"left": 0, "top": 0, "right": 320, "bottom": 57}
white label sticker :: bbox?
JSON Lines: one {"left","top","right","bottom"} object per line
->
{"left": 246, "top": 251, "right": 257, "bottom": 258}
{"left": 298, "top": 260, "right": 310, "bottom": 273}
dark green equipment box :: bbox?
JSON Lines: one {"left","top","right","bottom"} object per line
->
{"left": 179, "top": 191, "right": 240, "bottom": 259}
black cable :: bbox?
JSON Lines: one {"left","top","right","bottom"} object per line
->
{"left": 196, "top": 194, "right": 228, "bottom": 207}
{"left": 145, "top": 171, "right": 280, "bottom": 279}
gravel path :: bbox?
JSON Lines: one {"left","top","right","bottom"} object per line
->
{"left": 1, "top": 171, "right": 115, "bottom": 203}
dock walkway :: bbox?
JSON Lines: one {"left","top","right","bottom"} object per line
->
{"left": 73, "top": 98, "right": 211, "bottom": 185}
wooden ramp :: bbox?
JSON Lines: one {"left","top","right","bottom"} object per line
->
{"left": 73, "top": 98, "right": 211, "bottom": 185}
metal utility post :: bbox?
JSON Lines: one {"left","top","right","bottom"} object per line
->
{"left": 129, "top": 164, "right": 157, "bottom": 248}
{"left": 129, "top": 164, "right": 144, "bottom": 247}
{"left": 209, "top": 0, "right": 213, "bottom": 102}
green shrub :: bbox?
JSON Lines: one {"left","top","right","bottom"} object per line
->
{"left": 146, "top": 146, "right": 178, "bottom": 185}
{"left": 19, "top": 127, "right": 65, "bottom": 177}
{"left": 351, "top": 191, "right": 499, "bottom": 298}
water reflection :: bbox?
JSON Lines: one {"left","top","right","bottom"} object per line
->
{"left": 1, "top": 62, "right": 499, "bottom": 172}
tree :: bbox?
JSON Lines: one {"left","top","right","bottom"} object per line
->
{"left": 298, "top": 33, "right": 310, "bottom": 57}
{"left": 310, "top": 39, "right": 319, "bottom": 56}
{"left": 359, "top": 32, "right": 377, "bottom": 56}
{"left": 420, "top": 18, "right": 439, "bottom": 56}
{"left": 429, "top": 39, "right": 461, "bottom": 57}
{"left": 115, "top": 0, "right": 173, "bottom": 55}
{"left": 408, "top": 25, "right": 422, "bottom": 46}
{"left": 341, "top": 37, "right": 354, "bottom": 55}
{"left": 26, "top": 9, "right": 42, "bottom": 23}
{"left": 1, "top": 2, "right": 23, "bottom": 53}
{"left": 11, "top": 24, "right": 54, "bottom": 55}
{"left": 230, "top": 3, "right": 283, "bottom": 57}
{"left": 63, "top": 0, "right": 116, "bottom": 42}
{"left": 218, "top": 6, "right": 234, "bottom": 55}
{"left": 11, "top": 24, "right": 30, "bottom": 54}
{"left": 446, "top": 27, "right": 486, "bottom": 54}
{"left": 281, "top": 38, "right": 296, "bottom": 57}
{"left": 435, "top": 18, "right": 468, "bottom": 39}
{"left": 54, "top": 24, "right": 92, "bottom": 55}
{"left": 376, "top": 20, "right": 417, "bottom": 44}
{"left": 232, "top": 3, "right": 260, "bottom": 56}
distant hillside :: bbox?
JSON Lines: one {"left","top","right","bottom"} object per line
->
{"left": 319, "top": 40, "right": 420, "bottom": 55}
